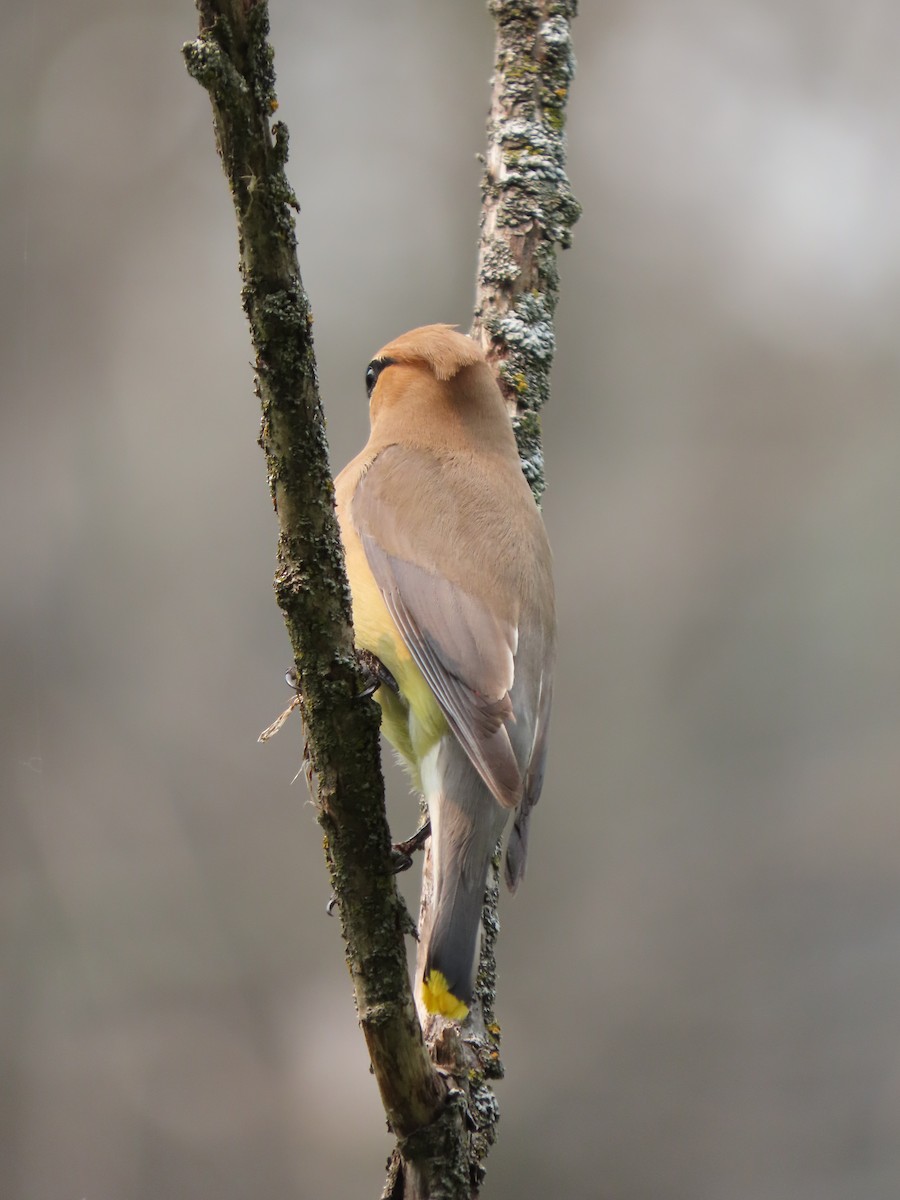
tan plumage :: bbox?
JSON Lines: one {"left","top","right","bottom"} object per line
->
{"left": 334, "top": 325, "right": 555, "bottom": 1018}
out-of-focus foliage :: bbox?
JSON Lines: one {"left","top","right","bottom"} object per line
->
{"left": 2, "top": 2, "right": 899, "bottom": 1197}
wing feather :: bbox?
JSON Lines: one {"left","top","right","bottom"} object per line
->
{"left": 362, "top": 533, "right": 522, "bottom": 808}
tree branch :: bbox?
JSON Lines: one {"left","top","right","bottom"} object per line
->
{"left": 473, "top": 0, "right": 581, "bottom": 505}
{"left": 408, "top": 0, "right": 582, "bottom": 1192}
{"left": 183, "top": 0, "right": 442, "bottom": 1145}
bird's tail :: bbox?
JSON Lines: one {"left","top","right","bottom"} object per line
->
{"left": 420, "top": 739, "right": 509, "bottom": 1020}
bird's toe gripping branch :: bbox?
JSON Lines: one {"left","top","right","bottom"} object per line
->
{"left": 355, "top": 648, "right": 401, "bottom": 699}
{"left": 390, "top": 819, "right": 432, "bottom": 873}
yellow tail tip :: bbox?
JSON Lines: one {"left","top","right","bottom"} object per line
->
{"left": 421, "top": 970, "right": 469, "bottom": 1020}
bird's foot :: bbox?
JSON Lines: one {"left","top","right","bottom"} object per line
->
{"left": 355, "top": 649, "right": 400, "bottom": 698}
{"left": 390, "top": 820, "right": 431, "bottom": 873}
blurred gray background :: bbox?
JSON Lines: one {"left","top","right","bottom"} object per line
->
{"left": 3, "top": 1, "right": 900, "bottom": 1197}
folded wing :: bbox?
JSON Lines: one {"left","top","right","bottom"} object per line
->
{"left": 353, "top": 443, "right": 552, "bottom": 811}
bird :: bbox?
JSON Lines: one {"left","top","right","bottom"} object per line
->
{"left": 334, "top": 324, "right": 555, "bottom": 1020}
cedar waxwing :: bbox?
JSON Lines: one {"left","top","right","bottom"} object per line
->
{"left": 334, "top": 325, "right": 555, "bottom": 1020}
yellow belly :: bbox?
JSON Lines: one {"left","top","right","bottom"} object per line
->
{"left": 342, "top": 524, "right": 447, "bottom": 785}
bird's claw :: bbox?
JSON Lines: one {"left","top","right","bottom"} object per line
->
{"left": 390, "top": 848, "right": 414, "bottom": 873}
{"left": 355, "top": 649, "right": 400, "bottom": 698}
{"left": 390, "top": 820, "right": 431, "bottom": 873}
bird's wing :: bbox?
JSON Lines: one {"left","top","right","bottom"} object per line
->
{"left": 504, "top": 669, "right": 553, "bottom": 889}
{"left": 352, "top": 445, "right": 525, "bottom": 808}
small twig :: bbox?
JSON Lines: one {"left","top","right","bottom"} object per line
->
{"left": 257, "top": 692, "right": 301, "bottom": 742}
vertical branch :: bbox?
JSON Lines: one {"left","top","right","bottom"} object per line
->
{"left": 182, "top": 0, "right": 443, "bottom": 1149}
{"left": 472, "top": 0, "right": 581, "bottom": 503}
{"left": 412, "top": 0, "right": 582, "bottom": 1186}
{"left": 405, "top": 2, "right": 583, "bottom": 1192}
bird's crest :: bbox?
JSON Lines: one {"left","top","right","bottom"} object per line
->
{"left": 374, "top": 324, "right": 484, "bottom": 382}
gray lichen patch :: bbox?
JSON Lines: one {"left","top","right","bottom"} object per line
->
{"left": 493, "top": 115, "right": 580, "bottom": 248}
{"left": 183, "top": 34, "right": 248, "bottom": 100}
{"left": 480, "top": 238, "right": 521, "bottom": 287}
{"left": 511, "top": 413, "right": 546, "bottom": 502}
{"left": 493, "top": 291, "right": 555, "bottom": 361}
{"left": 246, "top": 2, "right": 277, "bottom": 111}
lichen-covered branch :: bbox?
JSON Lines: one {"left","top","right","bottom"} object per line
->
{"left": 408, "top": 0, "right": 582, "bottom": 1187}
{"left": 182, "top": 0, "right": 444, "bottom": 1152}
{"left": 472, "top": 0, "right": 581, "bottom": 503}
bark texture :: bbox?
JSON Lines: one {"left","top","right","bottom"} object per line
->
{"left": 473, "top": 0, "right": 581, "bottom": 504}
{"left": 183, "top": 0, "right": 443, "bottom": 1150}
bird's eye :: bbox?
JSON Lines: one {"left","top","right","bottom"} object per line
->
{"left": 364, "top": 356, "right": 395, "bottom": 399}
